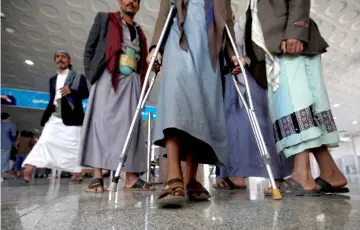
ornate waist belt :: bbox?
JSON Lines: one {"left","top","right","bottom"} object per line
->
{"left": 119, "top": 54, "right": 137, "bottom": 70}
{"left": 119, "top": 46, "right": 138, "bottom": 76}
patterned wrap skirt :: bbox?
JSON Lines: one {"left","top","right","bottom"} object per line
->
{"left": 268, "top": 55, "right": 339, "bottom": 158}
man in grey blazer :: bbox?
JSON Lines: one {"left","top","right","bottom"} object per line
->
{"left": 245, "top": 0, "right": 348, "bottom": 196}
{"left": 79, "top": 0, "right": 153, "bottom": 192}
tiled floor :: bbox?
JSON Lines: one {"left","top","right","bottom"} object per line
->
{"left": 1, "top": 176, "right": 360, "bottom": 230}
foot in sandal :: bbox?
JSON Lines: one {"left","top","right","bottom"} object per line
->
{"left": 124, "top": 178, "right": 155, "bottom": 191}
{"left": 69, "top": 173, "right": 84, "bottom": 185}
{"left": 86, "top": 178, "right": 105, "bottom": 193}
{"left": 123, "top": 172, "right": 155, "bottom": 191}
{"left": 187, "top": 181, "right": 211, "bottom": 201}
{"left": 213, "top": 177, "right": 246, "bottom": 190}
{"left": 157, "top": 178, "right": 186, "bottom": 207}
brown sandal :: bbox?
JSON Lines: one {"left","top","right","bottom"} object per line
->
{"left": 157, "top": 178, "right": 186, "bottom": 207}
{"left": 186, "top": 181, "right": 211, "bottom": 201}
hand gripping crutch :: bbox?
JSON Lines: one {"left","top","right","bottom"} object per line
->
{"left": 108, "top": 2, "right": 177, "bottom": 192}
{"left": 224, "top": 24, "right": 282, "bottom": 200}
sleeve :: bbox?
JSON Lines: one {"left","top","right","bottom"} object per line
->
{"left": 79, "top": 75, "right": 90, "bottom": 100}
{"left": 285, "top": 0, "right": 311, "bottom": 43}
{"left": 150, "top": 0, "right": 171, "bottom": 50}
{"left": 69, "top": 74, "right": 89, "bottom": 100}
{"left": 224, "top": 0, "right": 236, "bottom": 59}
{"left": 10, "top": 125, "right": 16, "bottom": 143}
{"left": 40, "top": 79, "right": 52, "bottom": 127}
{"left": 15, "top": 137, "right": 20, "bottom": 149}
{"left": 84, "top": 12, "right": 102, "bottom": 79}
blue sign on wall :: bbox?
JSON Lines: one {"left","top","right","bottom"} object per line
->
{"left": 1, "top": 87, "right": 156, "bottom": 120}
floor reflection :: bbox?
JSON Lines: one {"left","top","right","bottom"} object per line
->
{"left": 1, "top": 176, "right": 359, "bottom": 229}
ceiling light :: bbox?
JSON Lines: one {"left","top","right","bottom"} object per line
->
{"left": 333, "top": 104, "right": 340, "bottom": 108}
{"left": 25, "top": 60, "right": 34, "bottom": 65}
{"left": 5, "top": 27, "right": 15, "bottom": 33}
{"left": 353, "top": 121, "right": 358, "bottom": 125}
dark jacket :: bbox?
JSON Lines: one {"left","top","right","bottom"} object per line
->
{"left": 151, "top": 0, "right": 236, "bottom": 71}
{"left": 41, "top": 70, "right": 89, "bottom": 127}
{"left": 84, "top": 12, "right": 108, "bottom": 85}
{"left": 250, "top": 0, "right": 328, "bottom": 61}
{"left": 84, "top": 12, "right": 149, "bottom": 86}
{"left": 245, "top": 0, "right": 328, "bottom": 88}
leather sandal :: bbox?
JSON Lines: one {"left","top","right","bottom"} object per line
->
{"left": 186, "top": 181, "right": 211, "bottom": 201}
{"left": 157, "top": 178, "right": 186, "bottom": 207}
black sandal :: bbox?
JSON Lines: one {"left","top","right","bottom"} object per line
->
{"left": 213, "top": 177, "right": 246, "bottom": 190}
{"left": 279, "top": 178, "right": 321, "bottom": 197}
{"left": 315, "top": 177, "right": 349, "bottom": 194}
{"left": 86, "top": 178, "right": 105, "bottom": 193}
{"left": 186, "top": 181, "right": 211, "bottom": 201}
{"left": 123, "top": 178, "right": 155, "bottom": 191}
{"left": 157, "top": 178, "right": 186, "bottom": 207}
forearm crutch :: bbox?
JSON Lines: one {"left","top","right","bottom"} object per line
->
{"left": 108, "top": 2, "right": 177, "bottom": 192}
{"left": 224, "top": 24, "right": 282, "bottom": 200}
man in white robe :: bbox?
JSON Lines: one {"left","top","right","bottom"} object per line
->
{"left": 21, "top": 50, "right": 89, "bottom": 184}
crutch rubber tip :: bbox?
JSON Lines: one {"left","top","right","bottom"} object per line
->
{"left": 107, "top": 182, "right": 118, "bottom": 192}
{"left": 272, "top": 189, "right": 283, "bottom": 200}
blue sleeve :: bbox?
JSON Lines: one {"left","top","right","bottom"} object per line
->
{"left": 9, "top": 124, "right": 16, "bottom": 143}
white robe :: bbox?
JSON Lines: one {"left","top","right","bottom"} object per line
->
{"left": 23, "top": 115, "right": 82, "bottom": 173}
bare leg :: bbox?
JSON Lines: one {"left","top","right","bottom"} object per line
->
{"left": 93, "top": 168, "right": 103, "bottom": 179}
{"left": 156, "top": 135, "right": 186, "bottom": 206}
{"left": 290, "top": 151, "right": 317, "bottom": 191}
{"left": 185, "top": 153, "right": 208, "bottom": 197}
{"left": 23, "top": 165, "right": 34, "bottom": 181}
{"left": 166, "top": 136, "right": 183, "bottom": 181}
{"left": 185, "top": 153, "right": 197, "bottom": 185}
{"left": 312, "top": 145, "right": 347, "bottom": 188}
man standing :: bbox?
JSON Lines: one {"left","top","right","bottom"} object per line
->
{"left": 22, "top": 50, "right": 89, "bottom": 184}
{"left": 79, "top": 0, "right": 153, "bottom": 192}
{"left": 1, "top": 112, "right": 16, "bottom": 177}
{"left": 246, "top": 0, "right": 348, "bottom": 195}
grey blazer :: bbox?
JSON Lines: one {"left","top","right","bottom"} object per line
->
{"left": 84, "top": 12, "right": 109, "bottom": 84}
{"left": 252, "top": 0, "right": 328, "bottom": 60}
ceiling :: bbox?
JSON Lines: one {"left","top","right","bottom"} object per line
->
{"left": 1, "top": 0, "right": 360, "bottom": 135}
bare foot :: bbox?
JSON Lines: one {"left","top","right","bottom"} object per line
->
{"left": 319, "top": 171, "right": 347, "bottom": 188}
{"left": 69, "top": 174, "right": 84, "bottom": 184}
{"left": 291, "top": 173, "right": 318, "bottom": 191}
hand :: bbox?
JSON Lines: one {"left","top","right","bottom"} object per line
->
{"left": 60, "top": 87, "right": 71, "bottom": 96}
{"left": 282, "top": 39, "right": 304, "bottom": 55}
{"left": 231, "top": 56, "right": 246, "bottom": 75}
{"left": 146, "top": 49, "right": 162, "bottom": 73}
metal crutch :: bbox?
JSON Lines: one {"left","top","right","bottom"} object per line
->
{"left": 108, "top": 2, "right": 177, "bottom": 191}
{"left": 224, "top": 24, "right": 282, "bottom": 200}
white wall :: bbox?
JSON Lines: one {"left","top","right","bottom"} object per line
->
{"left": 310, "top": 137, "right": 360, "bottom": 177}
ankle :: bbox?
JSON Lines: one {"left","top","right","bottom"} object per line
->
{"left": 291, "top": 171, "right": 314, "bottom": 181}
{"left": 168, "top": 173, "right": 183, "bottom": 181}
{"left": 125, "top": 173, "right": 138, "bottom": 183}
